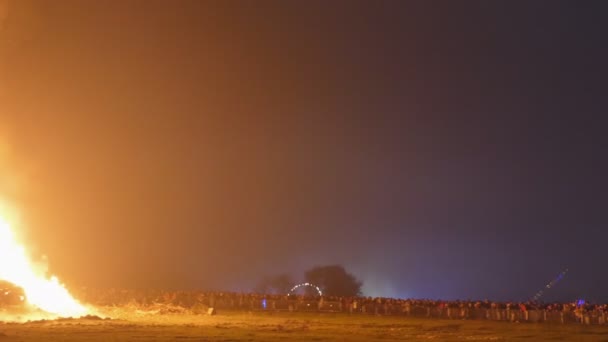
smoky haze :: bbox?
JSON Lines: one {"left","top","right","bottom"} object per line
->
{"left": 1, "top": 1, "right": 607, "bottom": 302}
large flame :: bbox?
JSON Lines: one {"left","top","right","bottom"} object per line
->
{"left": 0, "top": 217, "right": 88, "bottom": 317}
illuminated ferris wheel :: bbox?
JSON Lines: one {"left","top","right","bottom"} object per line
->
{"left": 287, "top": 282, "right": 323, "bottom": 297}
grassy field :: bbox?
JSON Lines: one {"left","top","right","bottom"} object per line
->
{"left": 1, "top": 311, "right": 608, "bottom": 341}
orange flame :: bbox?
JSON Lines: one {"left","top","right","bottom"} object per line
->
{"left": 0, "top": 217, "right": 89, "bottom": 317}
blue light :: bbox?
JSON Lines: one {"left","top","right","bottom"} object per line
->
{"left": 262, "top": 299, "right": 267, "bottom": 309}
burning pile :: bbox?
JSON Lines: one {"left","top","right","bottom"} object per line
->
{"left": 0, "top": 216, "right": 89, "bottom": 318}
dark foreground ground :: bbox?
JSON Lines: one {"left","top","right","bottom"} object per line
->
{"left": 2, "top": 311, "right": 608, "bottom": 341}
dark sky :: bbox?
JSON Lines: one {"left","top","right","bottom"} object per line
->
{"left": 1, "top": 1, "right": 607, "bottom": 302}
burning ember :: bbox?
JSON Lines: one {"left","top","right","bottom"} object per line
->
{"left": 0, "top": 216, "right": 89, "bottom": 317}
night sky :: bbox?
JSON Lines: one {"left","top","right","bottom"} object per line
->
{"left": 1, "top": 1, "right": 607, "bottom": 302}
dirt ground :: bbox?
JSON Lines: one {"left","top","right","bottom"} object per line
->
{"left": 1, "top": 310, "right": 608, "bottom": 341}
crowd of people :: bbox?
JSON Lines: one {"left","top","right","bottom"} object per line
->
{"left": 72, "top": 287, "right": 608, "bottom": 325}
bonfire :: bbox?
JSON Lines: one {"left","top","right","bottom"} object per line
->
{"left": 0, "top": 215, "right": 89, "bottom": 319}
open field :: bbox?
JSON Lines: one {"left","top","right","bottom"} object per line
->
{"left": 2, "top": 311, "right": 608, "bottom": 341}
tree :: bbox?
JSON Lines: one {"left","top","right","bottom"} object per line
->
{"left": 254, "top": 273, "right": 295, "bottom": 294}
{"left": 304, "top": 265, "right": 362, "bottom": 297}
